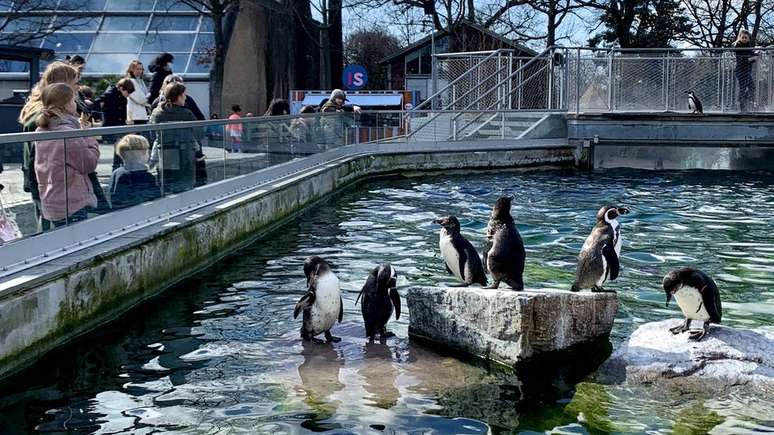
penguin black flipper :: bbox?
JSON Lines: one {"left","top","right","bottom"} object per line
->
{"left": 390, "top": 287, "right": 401, "bottom": 320}
{"left": 338, "top": 296, "right": 344, "bottom": 323}
{"left": 602, "top": 242, "right": 619, "bottom": 281}
{"left": 451, "top": 236, "right": 470, "bottom": 282}
{"left": 707, "top": 284, "right": 722, "bottom": 323}
{"left": 482, "top": 239, "right": 492, "bottom": 274}
{"left": 445, "top": 263, "right": 453, "bottom": 276}
{"left": 294, "top": 291, "right": 315, "bottom": 319}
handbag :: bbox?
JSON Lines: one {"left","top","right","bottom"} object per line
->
{"left": 0, "top": 187, "right": 22, "bottom": 243}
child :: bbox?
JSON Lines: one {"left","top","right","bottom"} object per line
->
{"left": 34, "top": 83, "right": 100, "bottom": 227}
{"left": 227, "top": 104, "right": 243, "bottom": 153}
{"left": 109, "top": 135, "right": 161, "bottom": 209}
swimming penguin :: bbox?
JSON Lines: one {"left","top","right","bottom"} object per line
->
{"left": 433, "top": 216, "right": 488, "bottom": 287}
{"left": 355, "top": 263, "right": 401, "bottom": 343}
{"left": 571, "top": 205, "right": 629, "bottom": 292}
{"left": 483, "top": 196, "right": 526, "bottom": 290}
{"left": 663, "top": 268, "right": 722, "bottom": 341}
{"left": 687, "top": 91, "right": 703, "bottom": 114}
{"left": 293, "top": 256, "right": 343, "bottom": 343}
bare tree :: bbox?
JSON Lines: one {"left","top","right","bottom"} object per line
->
{"left": 0, "top": 0, "right": 95, "bottom": 46}
{"left": 343, "top": 28, "right": 402, "bottom": 88}
{"left": 173, "top": 0, "right": 238, "bottom": 116}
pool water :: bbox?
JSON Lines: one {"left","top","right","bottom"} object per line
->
{"left": 1, "top": 169, "right": 773, "bottom": 433}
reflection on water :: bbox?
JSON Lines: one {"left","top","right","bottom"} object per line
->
{"left": 1, "top": 169, "right": 774, "bottom": 433}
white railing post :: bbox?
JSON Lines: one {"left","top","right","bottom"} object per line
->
{"left": 607, "top": 50, "right": 614, "bottom": 111}
{"left": 575, "top": 48, "right": 582, "bottom": 114}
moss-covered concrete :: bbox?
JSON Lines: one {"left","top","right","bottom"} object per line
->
{"left": 0, "top": 146, "right": 574, "bottom": 381}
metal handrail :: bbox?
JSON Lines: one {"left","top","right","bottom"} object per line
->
{"left": 411, "top": 48, "right": 513, "bottom": 112}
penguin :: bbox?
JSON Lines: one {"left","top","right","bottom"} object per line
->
{"left": 571, "top": 205, "right": 629, "bottom": 292}
{"left": 293, "top": 256, "right": 343, "bottom": 344}
{"left": 482, "top": 196, "right": 526, "bottom": 290}
{"left": 663, "top": 268, "right": 722, "bottom": 341}
{"left": 433, "top": 216, "right": 488, "bottom": 287}
{"left": 355, "top": 263, "right": 401, "bottom": 343}
{"left": 687, "top": 91, "right": 703, "bottom": 114}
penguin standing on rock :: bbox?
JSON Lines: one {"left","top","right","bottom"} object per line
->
{"left": 434, "top": 216, "right": 488, "bottom": 287}
{"left": 663, "top": 268, "right": 722, "bottom": 341}
{"left": 356, "top": 263, "right": 401, "bottom": 343}
{"left": 294, "top": 256, "right": 343, "bottom": 344}
{"left": 571, "top": 205, "right": 629, "bottom": 292}
{"left": 483, "top": 196, "right": 526, "bottom": 290}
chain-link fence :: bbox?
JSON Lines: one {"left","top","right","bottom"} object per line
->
{"left": 426, "top": 47, "right": 774, "bottom": 114}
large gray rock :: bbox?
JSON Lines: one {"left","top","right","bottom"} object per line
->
{"left": 407, "top": 287, "right": 619, "bottom": 366}
{"left": 602, "top": 319, "right": 774, "bottom": 394}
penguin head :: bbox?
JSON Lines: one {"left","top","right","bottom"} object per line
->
{"left": 433, "top": 216, "right": 461, "bottom": 234}
{"left": 303, "top": 255, "right": 330, "bottom": 287}
{"left": 492, "top": 196, "right": 513, "bottom": 221}
{"left": 597, "top": 205, "right": 629, "bottom": 224}
{"left": 685, "top": 90, "right": 695, "bottom": 97}
{"left": 376, "top": 263, "right": 398, "bottom": 293}
{"left": 662, "top": 269, "right": 682, "bottom": 306}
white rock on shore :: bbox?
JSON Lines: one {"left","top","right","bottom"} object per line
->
{"left": 407, "top": 287, "right": 619, "bottom": 366}
{"left": 601, "top": 319, "right": 774, "bottom": 394}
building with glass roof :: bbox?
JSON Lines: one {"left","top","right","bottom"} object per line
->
{"left": 0, "top": 0, "right": 215, "bottom": 113}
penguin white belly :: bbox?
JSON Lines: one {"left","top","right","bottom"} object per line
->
{"left": 610, "top": 220, "right": 622, "bottom": 257}
{"left": 674, "top": 287, "right": 710, "bottom": 320}
{"left": 309, "top": 272, "right": 341, "bottom": 335}
{"left": 597, "top": 254, "right": 608, "bottom": 287}
{"left": 439, "top": 233, "right": 463, "bottom": 281}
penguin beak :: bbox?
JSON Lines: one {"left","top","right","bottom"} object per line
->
{"left": 665, "top": 292, "right": 672, "bottom": 307}
{"left": 617, "top": 207, "right": 630, "bottom": 215}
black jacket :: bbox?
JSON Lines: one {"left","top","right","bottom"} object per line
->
{"left": 734, "top": 41, "right": 755, "bottom": 74}
{"left": 152, "top": 95, "right": 205, "bottom": 121}
{"left": 109, "top": 167, "right": 161, "bottom": 210}
{"left": 148, "top": 63, "right": 172, "bottom": 104}
{"left": 96, "top": 85, "right": 127, "bottom": 127}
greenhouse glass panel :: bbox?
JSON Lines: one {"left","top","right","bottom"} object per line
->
{"left": 92, "top": 33, "right": 143, "bottom": 52}
{"left": 58, "top": 0, "right": 106, "bottom": 10}
{"left": 85, "top": 53, "right": 136, "bottom": 73}
{"left": 102, "top": 16, "right": 149, "bottom": 31}
{"left": 43, "top": 33, "right": 95, "bottom": 52}
{"left": 154, "top": 0, "right": 195, "bottom": 11}
{"left": 52, "top": 16, "right": 101, "bottom": 31}
{"left": 149, "top": 16, "right": 198, "bottom": 31}
{"left": 142, "top": 32, "right": 193, "bottom": 51}
{"left": 105, "top": 0, "right": 155, "bottom": 11}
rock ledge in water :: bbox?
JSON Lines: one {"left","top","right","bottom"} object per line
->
{"left": 601, "top": 319, "right": 774, "bottom": 393}
{"left": 406, "top": 287, "right": 618, "bottom": 366}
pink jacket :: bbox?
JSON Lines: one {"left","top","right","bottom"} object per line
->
{"left": 227, "top": 113, "right": 243, "bottom": 136}
{"left": 34, "top": 115, "right": 100, "bottom": 221}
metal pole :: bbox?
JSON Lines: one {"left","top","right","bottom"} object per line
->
{"left": 575, "top": 48, "right": 581, "bottom": 114}
{"left": 508, "top": 53, "right": 513, "bottom": 110}
{"left": 518, "top": 59, "right": 523, "bottom": 110}
{"left": 431, "top": 29, "right": 437, "bottom": 108}
{"left": 607, "top": 49, "right": 614, "bottom": 112}
{"left": 562, "top": 48, "right": 569, "bottom": 110}
{"left": 720, "top": 53, "right": 725, "bottom": 112}
{"left": 664, "top": 51, "right": 670, "bottom": 111}
{"left": 717, "top": 53, "right": 722, "bottom": 111}
{"left": 548, "top": 48, "right": 554, "bottom": 110}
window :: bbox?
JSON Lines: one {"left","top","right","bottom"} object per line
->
{"left": 1, "top": 16, "right": 52, "bottom": 32}
{"left": 154, "top": 0, "right": 196, "bottom": 11}
{"left": 85, "top": 53, "right": 136, "bottom": 73}
{"left": 92, "top": 33, "right": 143, "bottom": 52}
{"left": 105, "top": 0, "right": 155, "bottom": 11}
{"left": 0, "top": 60, "right": 30, "bottom": 72}
{"left": 406, "top": 56, "right": 420, "bottom": 75}
{"left": 52, "top": 16, "right": 101, "bottom": 31}
{"left": 43, "top": 33, "right": 95, "bottom": 52}
{"left": 143, "top": 32, "right": 193, "bottom": 51}
{"left": 101, "top": 16, "right": 148, "bottom": 31}
{"left": 149, "top": 16, "right": 198, "bottom": 31}
{"left": 58, "top": 0, "right": 106, "bottom": 10}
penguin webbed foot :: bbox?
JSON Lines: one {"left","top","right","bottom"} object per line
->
{"left": 591, "top": 286, "right": 616, "bottom": 293}
{"left": 570, "top": 283, "right": 581, "bottom": 292}
{"left": 325, "top": 331, "right": 341, "bottom": 343}
{"left": 688, "top": 323, "right": 709, "bottom": 341}
{"left": 484, "top": 280, "right": 501, "bottom": 290}
{"left": 380, "top": 329, "right": 396, "bottom": 339}
{"left": 670, "top": 319, "right": 691, "bottom": 335}
{"left": 312, "top": 337, "right": 326, "bottom": 344}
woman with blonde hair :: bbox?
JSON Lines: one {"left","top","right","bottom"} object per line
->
{"left": 34, "top": 83, "right": 100, "bottom": 226}
{"left": 124, "top": 59, "right": 150, "bottom": 125}
{"left": 18, "top": 61, "right": 79, "bottom": 231}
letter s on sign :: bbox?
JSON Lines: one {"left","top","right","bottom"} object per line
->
{"left": 353, "top": 72, "right": 364, "bottom": 87}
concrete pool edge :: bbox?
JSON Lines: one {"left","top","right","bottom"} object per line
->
{"left": 0, "top": 143, "right": 574, "bottom": 382}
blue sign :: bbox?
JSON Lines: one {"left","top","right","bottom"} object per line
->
{"left": 343, "top": 64, "right": 368, "bottom": 90}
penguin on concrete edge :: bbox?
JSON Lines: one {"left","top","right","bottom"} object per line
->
{"left": 434, "top": 216, "right": 488, "bottom": 287}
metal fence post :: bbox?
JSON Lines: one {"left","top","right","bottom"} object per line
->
{"left": 508, "top": 52, "right": 513, "bottom": 110}
{"left": 518, "top": 59, "right": 523, "bottom": 110}
{"left": 575, "top": 48, "right": 582, "bottom": 114}
{"left": 607, "top": 49, "right": 614, "bottom": 111}
{"left": 664, "top": 51, "right": 670, "bottom": 111}
{"left": 548, "top": 48, "right": 555, "bottom": 110}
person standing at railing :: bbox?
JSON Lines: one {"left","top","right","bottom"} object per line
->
{"left": 125, "top": 60, "right": 151, "bottom": 127}
{"left": 320, "top": 89, "right": 361, "bottom": 145}
{"left": 96, "top": 81, "right": 127, "bottom": 167}
{"left": 148, "top": 53, "right": 174, "bottom": 106}
{"left": 18, "top": 61, "right": 81, "bottom": 232}
{"left": 109, "top": 135, "right": 161, "bottom": 210}
{"left": 148, "top": 83, "right": 201, "bottom": 194}
{"left": 150, "top": 75, "right": 206, "bottom": 121}
{"left": 227, "top": 105, "right": 243, "bottom": 153}
{"left": 34, "top": 83, "right": 100, "bottom": 227}
{"left": 733, "top": 30, "right": 757, "bottom": 113}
